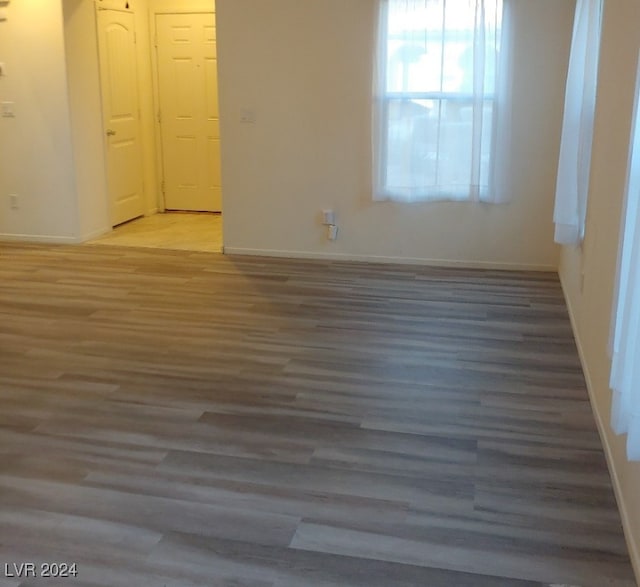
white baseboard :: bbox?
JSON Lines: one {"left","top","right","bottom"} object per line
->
{"left": 0, "top": 233, "right": 80, "bottom": 245}
{"left": 79, "top": 226, "right": 112, "bottom": 243}
{"left": 559, "top": 273, "right": 640, "bottom": 584}
{"left": 222, "top": 247, "right": 557, "bottom": 272}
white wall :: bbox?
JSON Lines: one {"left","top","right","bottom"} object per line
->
{"left": 63, "top": 0, "right": 111, "bottom": 241}
{"left": 0, "top": 0, "right": 79, "bottom": 243}
{"left": 217, "top": 0, "right": 574, "bottom": 269}
{"left": 0, "top": 0, "right": 575, "bottom": 262}
{"left": 559, "top": 0, "right": 640, "bottom": 577}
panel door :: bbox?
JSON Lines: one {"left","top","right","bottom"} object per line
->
{"left": 97, "top": 9, "right": 145, "bottom": 226}
{"left": 156, "top": 12, "right": 222, "bottom": 212}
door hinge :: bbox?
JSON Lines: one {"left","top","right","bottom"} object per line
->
{"left": 161, "top": 180, "right": 166, "bottom": 194}
{"left": 157, "top": 110, "right": 162, "bottom": 123}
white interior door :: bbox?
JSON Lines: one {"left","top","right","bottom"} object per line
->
{"left": 97, "top": 8, "right": 145, "bottom": 227}
{"left": 156, "top": 12, "right": 222, "bottom": 212}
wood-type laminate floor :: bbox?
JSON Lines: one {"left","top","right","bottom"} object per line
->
{"left": 0, "top": 243, "right": 636, "bottom": 587}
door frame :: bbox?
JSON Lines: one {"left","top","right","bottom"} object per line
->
{"left": 149, "top": 0, "right": 218, "bottom": 214}
{"left": 94, "top": 0, "right": 146, "bottom": 227}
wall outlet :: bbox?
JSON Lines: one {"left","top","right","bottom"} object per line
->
{"left": 9, "top": 193, "right": 18, "bottom": 209}
{"left": 327, "top": 224, "right": 338, "bottom": 241}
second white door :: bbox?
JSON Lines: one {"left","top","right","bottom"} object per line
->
{"left": 156, "top": 12, "right": 222, "bottom": 212}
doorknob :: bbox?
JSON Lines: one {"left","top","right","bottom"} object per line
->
{"left": 106, "top": 129, "right": 116, "bottom": 136}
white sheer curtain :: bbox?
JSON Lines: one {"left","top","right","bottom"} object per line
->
{"left": 553, "top": 0, "right": 603, "bottom": 244}
{"left": 373, "top": 0, "right": 510, "bottom": 203}
{"left": 610, "top": 51, "right": 640, "bottom": 462}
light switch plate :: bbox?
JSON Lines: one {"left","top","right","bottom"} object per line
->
{"left": 1, "top": 101, "right": 15, "bottom": 117}
{"left": 240, "top": 109, "right": 256, "bottom": 124}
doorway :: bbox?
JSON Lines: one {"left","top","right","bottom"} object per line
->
{"left": 94, "top": 0, "right": 223, "bottom": 250}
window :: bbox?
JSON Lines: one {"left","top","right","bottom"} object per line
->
{"left": 610, "top": 51, "right": 640, "bottom": 462}
{"left": 373, "top": 0, "right": 507, "bottom": 202}
{"left": 553, "top": 0, "right": 603, "bottom": 244}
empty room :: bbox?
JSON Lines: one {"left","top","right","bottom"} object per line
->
{"left": 0, "top": 0, "right": 639, "bottom": 586}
